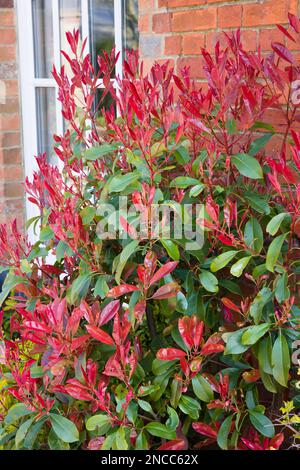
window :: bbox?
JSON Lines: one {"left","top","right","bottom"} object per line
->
{"left": 16, "top": 0, "right": 138, "bottom": 222}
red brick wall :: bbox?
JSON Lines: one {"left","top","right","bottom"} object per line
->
{"left": 138, "top": 0, "right": 300, "bottom": 76}
{"left": 0, "top": 0, "right": 23, "bottom": 226}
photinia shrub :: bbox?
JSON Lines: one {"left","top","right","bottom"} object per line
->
{"left": 0, "top": 16, "right": 300, "bottom": 450}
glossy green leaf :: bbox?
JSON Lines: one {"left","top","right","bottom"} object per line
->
{"left": 258, "top": 336, "right": 273, "bottom": 374}
{"left": 230, "top": 256, "right": 252, "bottom": 277}
{"left": 5, "top": 403, "right": 33, "bottom": 425}
{"left": 249, "top": 287, "right": 272, "bottom": 324}
{"left": 166, "top": 406, "right": 179, "bottom": 430}
{"left": 15, "top": 417, "right": 35, "bottom": 449}
{"left": 85, "top": 143, "right": 119, "bottom": 161}
{"left": 249, "top": 410, "right": 275, "bottom": 438}
{"left": 161, "top": 239, "right": 180, "bottom": 261}
{"left": 266, "top": 213, "right": 288, "bottom": 236}
{"left": 136, "top": 431, "right": 149, "bottom": 450}
{"left": 48, "top": 429, "right": 70, "bottom": 450}
{"left": 249, "top": 133, "right": 274, "bottom": 156}
{"left": 80, "top": 206, "right": 96, "bottom": 225}
{"left": 144, "top": 422, "right": 176, "bottom": 440}
{"left": 178, "top": 396, "right": 201, "bottom": 420}
{"left": 241, "top": 323, "right": 270, "bottom": 345}
{"left": 116, "top": 426, "right": 128, "bottom": 450}
{"left": 50, "top": 414, "right": 79, "bottom": 443}
{"left": 192, "top": 374, "right": 214, "bottom": 402}
{"left": 217, "top": 415, "right": 233, "bottom": 450}
{"left": 199, "top": 270, "right": 219, "bottom": 293}
{"left": 275, "top": 272, "right": 290, "bottom": 303}
{"left": 109, "top": 172, "right": 139, "bottom": 193}
{"left": 223, "top": 328, "right": 251, "bottom": 355}
{"left": 266, "top": 233, "right": 287, "bottom": 273}
{"left": 210, "top": 251, "right": 238, "bottom": 272}
{"left": 170, "top": 176, "right": 199, "bottom": 188}
{"left": 86, "top": 414, "right": 111, "bottom": 435}
{"left": 69, "top": 273, "right": 92, "bottom": 304}
{"left": 231, "top": 153, "right": 263, "bottom": 179}
{"left": 244, "top": 217, "right": 263, "bottom": 253}
{"left": 272, "top": 332, "right": 290, "bottom": 387}
{"left": 189, "top": 184, "right": 205, "bottom": 197}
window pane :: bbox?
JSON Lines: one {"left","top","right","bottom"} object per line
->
{"left": 123, "top": 0, "right": 138, "bottom": 52}
{"left": 32, "top": 0, "right": 54, "bottom": 78}
{"left": 35, "top": 88, "right": 57, "bottom": 164}
{"left": 90, "top": 0, "right": 115, "bottom": 70}
{"left": 60, "top": 0, "right": 81, "bottom": 68}
{"left": 96, "top": 88, "right": 115, "bottom": 113}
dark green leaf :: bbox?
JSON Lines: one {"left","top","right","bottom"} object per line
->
{"left": 231, "top": 153, "right": 263, "bottom": 179}
{"left": 272, "top": 332, "right": 290, "bottom": 387}
{"left": 50, "top": 414, "right": 79, "bottom": 443}
{"left": 144, "top": 422, "right": 176, "bottom": 440}
{"left": 217, "top": 415, "right": 233, "bottom": 450}
{"left": 249, "top": 410, "right": 275, "bottom": 438}
{"left": 266, "top": 233, "right": 287, "bottom": 272}
{"left": 192, "top": 374, "right": 214, "bottom": 402}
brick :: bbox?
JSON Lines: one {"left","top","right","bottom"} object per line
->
{"left": 0, "top": 9, "right": 14, "bottom": 26}
{"left": 0, "top": 45, "right": 15, "bottom": 61}
{"left": 172, "top": 8, "right": 217, "bottom": 32}
{"left": 259, "top": 28, "right": 283, "bottom": 51}
{"left": 156, "top": 58, "right": 175, "bottom": 69}
{"left": 243, "top": 1, "right": 290, "bottom": 27}
{"left": 0, "top": 147, "right": 21, "bottom": 165}
{"left": 0, "top": 207, "right": 24, "bottom": 227}
{"left": 0, "top": 0, "right": 13, "bottom": 7}
{"left": 0, "top": 113, "right": 20, "bottom": 131}
{"left": 161, "top": 0, "right": 205, "bottom": 7}
{"left": 153, "top": 13, "right": 172, "bottom": 33}
{"left": 0, "top": 62, "right": 17, "bottom": 79}
{"left": 207, "top": 0, "right": 237, "bottom": 2}
{"left": 0, "top": 96, "right": 19, "bottom": 113}
{"left": 182, "top": 34, "right": 205, "bottom": 55}
{"left": 218, "top": 5, "right": 242, "bottom": 29}
{"left": 138, "top": 13, "right": 150, "bottom": 33}
{"left": 0, "top": 28, "right": 16, "bottom": 45}
{"left": 177, "top": 56, "right": 204, "bottom": 79}
{"left": 1, "top": 165, "right": 23, "bottom": 182}
{"left": 0, "top": 131, "right": 20, "bottom": 148}
{"left": 138, "top": 0, "right": 155, "bottom": 11}
{"left": 205, "top": 32, "right": 230, "bottom": 53}
{"left": 143, "top": 57, "right": 175, "bottom": 74}
{"left": 140, "top": 35, "right": 162, "bottom": 57}
{"left": 240, "top": 30, "right": 257, "bottom": 52}
{"left": 206, "top": 30, "right": 257, "bottom": 54}
{"left": 3, "top": 79, "right": 18, "bottom": 96}
{"left": 165, "top": 35, "right": 182, "bottom": 55}
{"left": 4, "top": 182, "right": 24, "bottom": 198}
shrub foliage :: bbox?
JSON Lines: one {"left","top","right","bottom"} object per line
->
{"left": 0, "top": 17, "right": 300, "bottom": 450}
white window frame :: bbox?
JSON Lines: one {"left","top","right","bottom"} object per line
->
{"left": 16, "top": 0, "right": 124, "bottom": 230}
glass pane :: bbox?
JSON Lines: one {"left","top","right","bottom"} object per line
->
{"left": 90, "top": 0, "right": 115, "bottom": 70}
{"left": 35, "top": 88, "right": 57, "bottom": 164}
{"left": 96, "top": 88, "right": 115, "bottom": 113}
{"left": 32, "top": 0, "right": 54, "bottom": 78}
{"left": 123, "top": 0, "right": 138, "bottom": 52}
{"left": 60, "top": 0, "right": 81, "bottom": 68}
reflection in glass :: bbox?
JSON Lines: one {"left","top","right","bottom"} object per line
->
{"left": 123, "top": 0, "right": 138, "bottom": 53}
{"left": 60, "top": 0, "right": 81, "bottom": 68}
{"left": 90, "top": 0, "right": 115, "bottom": 71}
{"left": 32, "top": 0, "right": 54, "bottom": 78}
{"left": 96, "top": 88, "right": 115, "bottom": 113}
{"left": 35, "top": 88, "right": 57, "bottom": 164}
